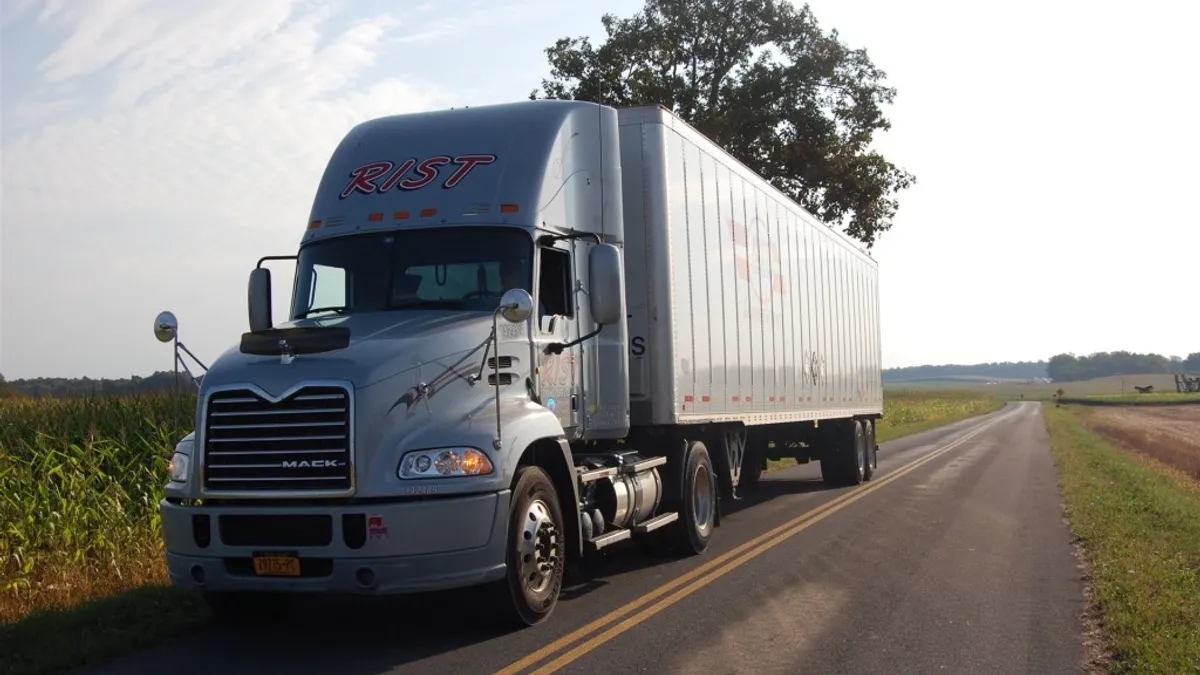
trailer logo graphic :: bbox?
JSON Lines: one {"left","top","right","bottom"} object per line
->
{"left": 729, "top": 217, "right": 786, "bottom": 304}
{"left": 340, "top": 154, "right": 497, "bottom": 199}
{"left": 806, "top": 352, "right": 825, "bottom": 386}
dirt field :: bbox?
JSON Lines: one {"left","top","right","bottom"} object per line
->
{"left": 1083, "top": 405, "right": 1200, "bottom": 481}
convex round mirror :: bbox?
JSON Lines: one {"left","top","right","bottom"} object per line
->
{"left": 498, "top": 289, "right": 533, "bottom": 324}
{"left": 154, "top": 311, "right": 179, "bottom": 343}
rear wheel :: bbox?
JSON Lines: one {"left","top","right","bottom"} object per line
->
{"left": 486, "top": 465, "right": 566, "bottom": 628}
{"left": 820, "top": 420, "right": 866, "bottom": 487}
{"left": 863, "top": 420, "right": 878, "bottom": 481}
{"left": 667, "top": 440, "right": 717, "bottom": 555}
{"left": 638, "top": 440, "right": 717, "bottom": 557}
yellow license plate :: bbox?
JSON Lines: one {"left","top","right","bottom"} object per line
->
{"left": 252, "top": 554, "right": 300, "bottom": 577}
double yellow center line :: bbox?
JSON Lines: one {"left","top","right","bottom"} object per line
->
{"left": 496, "top": 409, "right": 1016, "bottom": 675}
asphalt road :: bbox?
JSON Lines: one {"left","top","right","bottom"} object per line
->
{"left": 78, "top": 401, "right": 1085, "bottom": 675}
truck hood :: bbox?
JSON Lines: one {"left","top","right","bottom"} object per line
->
{"left": 199, "top": 311, "right": 500, "bottom": 396}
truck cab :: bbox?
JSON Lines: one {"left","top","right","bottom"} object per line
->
{"left": 160, "top": 100, "right": 634, "bottom": 626}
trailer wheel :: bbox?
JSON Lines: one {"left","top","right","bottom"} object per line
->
{"left": 486, "top": 465, "right": 566, "bottom": 627}
{"left": 863, "top": 420, "right": 878, "bottom": 481}
{"left": 820, "top": 420, "right": 866, "bottom": 487}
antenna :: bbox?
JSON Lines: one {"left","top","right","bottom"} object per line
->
{"left": 597, "top": 101, "right": 605, "bottom": 239}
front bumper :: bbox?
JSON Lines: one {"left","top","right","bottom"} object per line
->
{"left": 159, "top": 489, "right": 510, "bottom": 595}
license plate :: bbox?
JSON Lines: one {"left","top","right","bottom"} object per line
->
{"left": 252, "top": 553, "right": 300, "bottom": 577}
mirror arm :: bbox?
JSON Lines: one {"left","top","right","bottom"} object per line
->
{"left": 257, "top": 255, "right": 297, "bottom": 269}
{"left": 544, "top": 229, "right": 602, "bottom": 245}
{"left": 544, "top": 324, "right": 603, "bottom": 355}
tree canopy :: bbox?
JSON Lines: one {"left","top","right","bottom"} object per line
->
{"left": 532, "top": 0, "right": 916, "bottom": 248}
{"left": 1046, "top": 351, "right": 1200, "bottom": 382}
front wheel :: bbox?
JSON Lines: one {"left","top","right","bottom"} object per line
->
{"left": 486, "top": 465, "right": 566, "bottom": 628}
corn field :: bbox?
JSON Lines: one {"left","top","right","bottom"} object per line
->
{"left": 0, "top": 391, "right": 196, "bottom": 620}
{"left": 877, "top": 389, "right": 1003, "bottom": 433}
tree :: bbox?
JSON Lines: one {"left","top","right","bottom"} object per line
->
{"left": 531, "top": 0, "right": 915, "bottom": 248}
{"left": 1184, "top": 352, "right": 1200, "bottom": 373}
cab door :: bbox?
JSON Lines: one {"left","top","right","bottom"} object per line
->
{"left": 532, "top": 242, "right": 580, "bottom": 434}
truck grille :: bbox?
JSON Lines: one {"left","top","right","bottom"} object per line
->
{"left": 202, "top": 385, "right": 352, "bottom": 493}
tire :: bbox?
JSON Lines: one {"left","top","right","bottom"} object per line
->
{"left": 819, "top": 420, "right": 865, "bottom": 487}
{"left": 202, "top": 591, "right": 292, "bottom": 624}
{"left": 636, "top": 439, "right": 718, "bottom": 558}
{"left": 666, "top": 440, "right": 717, "bottom": 555}
{"left": 486, "top": 465, "right": 566, "bottom": 628}
{"left": 863, "top": 420, "right": 878, "bottom": 481}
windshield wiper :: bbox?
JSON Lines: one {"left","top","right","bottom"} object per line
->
{"left": 295, "top": 306, "right": 349, "bottom": 318}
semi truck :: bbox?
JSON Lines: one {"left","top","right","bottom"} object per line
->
{"left": 157, "top": 99, "right": 883, "bottom": 627}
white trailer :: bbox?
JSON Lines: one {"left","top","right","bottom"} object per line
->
{"left": 156, "top": 99, "right": 883, "bottom": 628}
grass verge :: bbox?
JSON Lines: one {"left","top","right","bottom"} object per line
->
{"left": 1043, "top": 404, "right": 1200, "bottom": 674}
{"left": 766, "top": 390, "right": 1006, "bottom": 472}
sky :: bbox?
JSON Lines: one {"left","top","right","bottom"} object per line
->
{"left": 1, "top": 0, "right": 1198, "bottom": 380}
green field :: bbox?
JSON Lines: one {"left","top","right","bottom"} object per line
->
{"left": 1, "top": 388, "right": 1003, "bottom": 674}
{"left": 1043, "top": 404, "right": 1200, "bottom": 674}
{"left": 887, "top": 372, "right": 1200, "bottom": 404}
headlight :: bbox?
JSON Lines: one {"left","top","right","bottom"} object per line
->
{"left": 168, "top": 451, "right": 191, "bottom": 482}
{"left": 398, "top": 447, "right": 494, "bottom": 479}
{"left": 168, "top": 437, "right": 193, "bottom": 483}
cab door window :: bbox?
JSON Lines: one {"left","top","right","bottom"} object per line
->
{"left": 538, "top": 247, "right": 573, "bottom": 333}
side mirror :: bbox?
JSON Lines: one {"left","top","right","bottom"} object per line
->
{"left": 498, "top": 288, "right": 533, "bottom": 324}
{"left": 154, "top": 310, "right": 179, "bottom": 343}
{"left": 248, "top": 268, "right": 273, "bottom": 332}
{"left": 588, "top": 243, "right": 624, "bottom": 325}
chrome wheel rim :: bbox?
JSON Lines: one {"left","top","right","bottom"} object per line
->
{"left": 519, "top": 499, "right": 560, "bottom": 596}
{"left": 692, "top": 462, "right": 714, "bottom": 538}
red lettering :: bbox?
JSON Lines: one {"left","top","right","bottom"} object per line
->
{"left": 340, "top": 161, "right": 393, "bottom": 199}
{"left": 400, "top": 156, "right": 451, "bottom": 191}
{"left": 339, "top": 154, "right": 497, "bottom": 198}
{"left": 443, "top": 154, "right": 497, "bottom": 188}
{"left": 378, "top": 159, "right": 417, "bottom": 193}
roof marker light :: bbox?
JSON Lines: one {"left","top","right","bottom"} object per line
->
{"left": 500, "top": 204, "right": 519, "bottom": 213}
{"left": 420, "top": 208, "right": 437, "bottom": 217}
{"left": 368, "top": 212, "right": 384, "bottom": 221}
{"left": 394, "top": 210, "right": 410, "bottom": 220}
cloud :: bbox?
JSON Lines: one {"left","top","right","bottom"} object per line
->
{"left": 0, "top": 0, "right": 481, "bottom": 378}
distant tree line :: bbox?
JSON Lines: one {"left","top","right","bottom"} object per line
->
{"left": 1046, "top": 351, "right": 1200, "bottom": 382}
{"left": 0, "top": 371, "right": 200, "bottom": 398}
{"left": 882, "top": 361, "right": 1048, "bottom": 383}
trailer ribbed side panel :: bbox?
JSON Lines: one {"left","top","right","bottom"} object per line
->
{"left": 618, "top": 106, "right": 883, "bottom": 428}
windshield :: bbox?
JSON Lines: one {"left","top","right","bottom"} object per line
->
{"left": 289, "top": 226, "right": 533, "bottom": 320}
